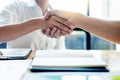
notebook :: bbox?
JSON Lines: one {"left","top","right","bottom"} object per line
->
{"left": 0, "top": 49, "right": 32, "bottom": 60}
{"left": 30, "top": 50, "right": 109, "bottom": 72}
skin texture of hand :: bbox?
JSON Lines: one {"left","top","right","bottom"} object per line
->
{"left": 42, "top": 27, "right": 61, "bottom": 38}
{"left": 42, "top": 15, "right": 74, "bottom": 38}
{"left": 44, "top": 10, "right": 77, "bottom": 27}
{"left": 34, "top": 17, "right": 72, "bottom": 33}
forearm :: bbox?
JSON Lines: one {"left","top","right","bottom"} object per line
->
{"left": 72, "top": 14, "right": 120, "bottom": 44}
{"left": 0, "top": 19, "right": 39, "bottom": 42}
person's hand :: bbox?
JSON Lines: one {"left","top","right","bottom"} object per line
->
{"left": 32, "top": 18, "right": 53, "bottom": 30}
{"left": 42, "top": 27, "right": 62, "bottom": 38}
{"left": 32, "top": 17, "right": 73, "bottom": 32}
{"left": 44, "top": 10, "right": 76, "bottom": 27}
{"left": 42, "top": 15, "right": 74, "bottom": 38}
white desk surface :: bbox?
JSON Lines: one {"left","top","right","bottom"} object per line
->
{"left": 21, "top": 50, "right": 120, "bottom": 80}
{"left": 1, "top": 50, "right": 120, "bottom": 80}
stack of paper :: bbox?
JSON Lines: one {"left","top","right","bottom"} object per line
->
{"left": 0, "top": 49, "right": 32, "bottom": 60}
{"left": 30, "top": 50, "right": 109, "bottom": 72}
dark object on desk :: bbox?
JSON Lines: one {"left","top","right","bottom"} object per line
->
{"left": 30, "top": 67, "right": 109, "bottom": 72}
{"left": 0, "top": 49, "right": 32, "bottom": 60}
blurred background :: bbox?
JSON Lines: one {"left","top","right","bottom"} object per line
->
{"left": 0, "top": 0, "right": 120, "bottom": 50}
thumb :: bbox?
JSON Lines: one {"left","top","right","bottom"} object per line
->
{"left": 44, "top": 11, "right": 51, "bottom": 20}
{"left": 44, "top": 10, "right": 69, "bottom": 20}
{"left": 44, "top": 10, "right": 58, "bottom": 20}
{"left": 43, "top": 10, "right": 60, "bottom": 20}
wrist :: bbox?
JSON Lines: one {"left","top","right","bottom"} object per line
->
{"left": 32, "top": 18, "right": 47, "bottom": 30}
{"left": 73, "top": 13, "right": 86, "bottom": 29}
{"left": 30, "top": 18, "right": 40, "bottom": 30}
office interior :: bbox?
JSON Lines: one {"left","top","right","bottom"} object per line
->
{"left": 0, "top": 0, "right": 120, "bottom": 80}
{"left": 0, "top": 0, "right": 120, "bottom": 50}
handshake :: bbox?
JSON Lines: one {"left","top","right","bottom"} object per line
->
{"left": 30, "top": 10, "right": 120, "bottom": 44}
{"left": 35, "top": 10, "right": 76, "bottom": 38}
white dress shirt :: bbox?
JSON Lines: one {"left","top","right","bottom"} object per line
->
{"left": 0, "top": 0, "right": 65, "bottom": 50}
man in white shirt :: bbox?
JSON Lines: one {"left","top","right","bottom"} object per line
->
{"left": 0, "top": 0, "right": 67, "bottom": 50}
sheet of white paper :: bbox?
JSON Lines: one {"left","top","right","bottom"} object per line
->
{"left": 35, "top": 50, "right": 94, "bottom": 58}
{"left": 0, "top": 49, "right": 31, "bottom": 57}
{"left": 31, "top": 50, "right": 106, "bottom": 68}
{"left": 31, "top": 57, "right": 106, "bottom": 68}
{"left": 0, "top": 60, "right": 32, "bottom": 80}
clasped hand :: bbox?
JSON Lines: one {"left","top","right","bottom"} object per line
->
{"left": 41, "top": 15, "right": 74, "bottom": 38}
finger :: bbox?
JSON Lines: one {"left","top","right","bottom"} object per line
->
{"left": 61, "top": 29, "right": 73, "bottom": 35}
{"left": 41, "top": 29, "right": 45, "bottom": 34}
{"left": 50, "top": 20, "right": 73, "bottom": 33}
{"left": 53, "top": 16, "right": 73, "bottom": 30}
{"left": 44, "top": 28, "right": 51, "bottom": 37}
{"left": 44, "top": 12, "right": 51, "bottom": 20}
{"left": 50, "top": 15, "right": 74, "bottom": 30}
{"left": 50, "top": 27, "right": 57, "bottom": 37}
{"left": 54, "top": 29, "right": 61, "bottom": 38}
{"left": 59, "top": 31, "right": 68, "bottom": 37}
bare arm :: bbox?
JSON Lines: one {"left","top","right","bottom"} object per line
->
{"left": 45, "top": 10, "right": 120, "bottom": 44}
{"left": 0, "top": 16, "right": 73, "bottom": 42}
{"left": 0, "top": 18, "right": 53, "bottom": 42}
{"left": 0, "top": 19, "right": 40, "bottom": 42}
{"left": 74, "top": 14, "right": 120, "bottom": 44}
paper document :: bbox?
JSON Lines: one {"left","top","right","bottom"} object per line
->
{"left": 30, "top": 50, "right": 107, "bottom": 71}
{"left": 35, "top": 50, "right": 94, "bottom": 58}
{"left": 0, "top": 49, "right": 32, "bottom": 60}
{"left": 30, "top": 50, "right": 109, "bottom": 72}
{"left": 31, "top": 57, "right": 106, "bottom": 68}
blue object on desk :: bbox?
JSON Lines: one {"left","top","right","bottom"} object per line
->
{"left": 0, "top": 43, "right": 7, "bottom": 48}
{"left": 30, "top": 67, "right": 109, "bottom": 72}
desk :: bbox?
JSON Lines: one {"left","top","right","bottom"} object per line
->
{"left": 23, "top": 50, "right": 120, "bottom": 80}
{"left": 27, "top": 50, "right": 36, "bottom": 60}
